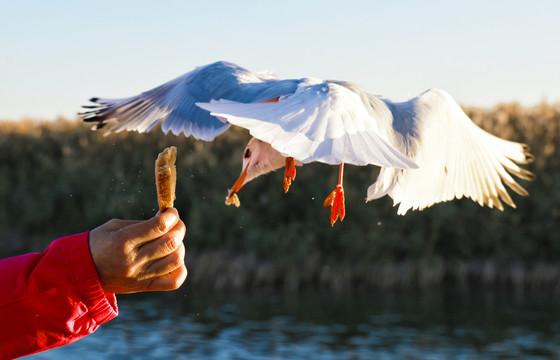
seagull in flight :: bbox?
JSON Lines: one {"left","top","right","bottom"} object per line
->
{"left": 81, "top": 61, "right": 534, "bottom": 225}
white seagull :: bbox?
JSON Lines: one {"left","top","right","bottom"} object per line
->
{"left": 81, "top": 61, "right": 534, "bottom": 225}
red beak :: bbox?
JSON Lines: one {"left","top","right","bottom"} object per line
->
{"left": 227, "top": 168, "right": 247, "bottom": 200}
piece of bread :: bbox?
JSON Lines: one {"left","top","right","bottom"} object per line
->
{"left": 225, "top": 191, "right": 241, "bottom": 207}
{"left": 155, "top": 146, "right": 177, "bottom": 212}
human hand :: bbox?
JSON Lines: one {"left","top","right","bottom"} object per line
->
{"left": 88, "top": 208, "right": 187, "bottom": 294}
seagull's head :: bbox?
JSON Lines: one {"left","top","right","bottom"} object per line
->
{"left": 226, "top": 138, "right": 286, "bottom": 201}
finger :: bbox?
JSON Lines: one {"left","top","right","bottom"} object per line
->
{"left": 137, "top": 220, "right": 186, "bottom": 262}
{"left": 147, "top": 264, "right": 188, "bottom": 291}
{"left": 119, "top": 208, "right": 181, "bottom": 247}
{"left": 143, "top": 242, "right": 185, "bottom": 279}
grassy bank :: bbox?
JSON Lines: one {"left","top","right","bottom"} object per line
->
{"left": 187, "top": 250, "right": 560, "bottom": 292}
{"left": 1, "top": 102, "right": 559, "bottom": 289}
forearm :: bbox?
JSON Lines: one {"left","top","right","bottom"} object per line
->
{"left": 0, "top": 233, "right": 118, "bottom": 359}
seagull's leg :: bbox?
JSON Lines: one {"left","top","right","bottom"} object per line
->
{"left": 260, "top": 97, "right": 280, "bottom": 103}
{"left": 284, "top": 157, "right": 297, "bottom": 193}
{"left": 323, "top": 164, "right": 345, "bottom": 226}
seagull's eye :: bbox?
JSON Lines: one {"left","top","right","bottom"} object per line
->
{"left": 244, "top": 148, "right": 251, "bottom": 158}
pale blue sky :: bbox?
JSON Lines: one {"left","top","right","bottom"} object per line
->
{"left": 1, "top": 0, "right": 558, "bottom": 120}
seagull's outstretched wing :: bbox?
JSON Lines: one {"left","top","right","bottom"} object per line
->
{"left": 197, "top": 80, "right": 417, "bottom": 169}
{"left": 368, "top": 89, "right": 534, "bottom": 215}
{"left": 81, "top": 61, "right": 299, "bottom": 141}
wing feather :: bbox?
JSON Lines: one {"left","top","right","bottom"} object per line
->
{"left": 81, "top": 61, "right": 300, "bottom": 141}
{"left": 197, "top": 81, "right": 417, "bottom": 168}
{"left": 367, "top": 89, "right": 534, "bottom": 214}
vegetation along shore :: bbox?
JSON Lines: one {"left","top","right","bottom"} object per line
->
{"left": 1, "top": 102, "right": 558, "bottom": 291}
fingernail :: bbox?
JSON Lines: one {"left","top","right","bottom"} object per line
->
{"left": 161, "top": 209, "right": 178, "bottom": 228}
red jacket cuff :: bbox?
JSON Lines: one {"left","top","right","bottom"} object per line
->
{"left": 63, "top": 232, "right": 119, "bottom": 323}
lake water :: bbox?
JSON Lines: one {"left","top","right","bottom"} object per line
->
{"left": 25, "top": 286, "right": 560, "bottom": 359}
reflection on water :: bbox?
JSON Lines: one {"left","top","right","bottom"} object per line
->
{"left": 26, "top": 286, "right": 560, "bottom": 359}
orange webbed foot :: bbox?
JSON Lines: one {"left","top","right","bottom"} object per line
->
{"left": 284, "top": 157, "right": 296, "bottom": 193}
{"left": 323, "top": 185, "right": 345, "bottom": 226}
{"left": 323, "top": 164, "right": 345, "bottom": 226}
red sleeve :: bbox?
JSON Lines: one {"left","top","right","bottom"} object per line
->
{"left": 0, "top": 232, "right": 118, "bottom": 359}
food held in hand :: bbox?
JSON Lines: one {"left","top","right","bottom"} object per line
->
{"left": 155, "top": 146, "right": 177, "bottom": 212}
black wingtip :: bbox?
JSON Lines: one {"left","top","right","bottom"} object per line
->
{"left": 92, "top": 122, "right": 107, "bottom": 130}
{"left": 82, "top": 115, "right": 101, "bottom": 123}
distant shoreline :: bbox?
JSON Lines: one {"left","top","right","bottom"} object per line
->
{"left": 185, "top": 249, "right": 560, "bottom": 292}
{"left": 1, "top": 103, "right": 558, "bottom": 294}
{"left": 3, "top": 237, "right": 559, "bottom": 292}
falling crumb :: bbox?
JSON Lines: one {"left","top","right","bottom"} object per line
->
{"left": 225, "top": 192, "right": 241, "bottom": 207}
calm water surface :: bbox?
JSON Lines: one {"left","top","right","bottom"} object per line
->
{"left": 25, "top": 286, "right": 560, "bottom": 359}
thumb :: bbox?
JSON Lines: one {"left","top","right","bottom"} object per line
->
{"left": 121, "top": 208, "right": 180, "bottom": 247}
